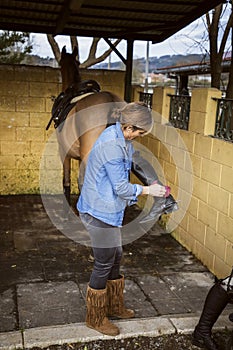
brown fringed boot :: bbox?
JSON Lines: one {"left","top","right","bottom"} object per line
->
{"left": 106, "top": 275, "right": 135, "bottom": 319}
{"left": 85, "top": 285, "right": 120, "bottom": 336}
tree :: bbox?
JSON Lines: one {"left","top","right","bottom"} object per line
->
{"left": 47, "top": 34, "right": 122, "bottom": 68}
{"left": 0, "top": 31, "right": 33, "bottom": 64}
{"left": 205, "top": 2, "right": 233, "bottom": 132}
{"left": 177, "top": 2, "right": 233, "bottom": 97}
{"left": 206, "top": 2, "right": 233, "bottom": 96}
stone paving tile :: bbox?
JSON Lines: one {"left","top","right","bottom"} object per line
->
{"left": 17, "top": 281, "right": 86, "bottom": 329}
{"left": 125, "top": 279, "right": 159, "bottom": 318}
{"left": 181, "top": 297, "right": 206, "bottom": 313}
{"left": 13, "top": 231, "right": 38, "bottom": 252}
{"left": 0, "top": 289, "right": 16, "bottom": 333}
{"left": 0, "top": 254, "right": 45, "bottom": 291}
{"left": 42, "top": 255, "right": 80, "bottom": 281}
{"left": 170, "top": 316, "right": 200, "bottom": 334}
{"left": 137, "top": 275, "right": 191, "bottom": 315}
{"left": 156, "top": 298, "right": 191, "bottom": 315}
{"left": 137, "top": 275, "right": 178, "bottom": 299}
{"left": 162, "top": 272, "right": 214, "bottom": 299}
{"left": 0, "top": 331, "right": 22, "bottom": 350}
{"left": 170, "top": 315, "right": 233, "bottom": 334}
{"left": 23, "top": 323, "right": 87, "bottom": 349}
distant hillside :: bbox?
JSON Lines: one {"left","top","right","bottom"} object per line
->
{"left": 94, "top": 54, "right": 209, "bottom": 72}
{"left": 22, "top": 54, "right": 58, "bottom": 67}
{"left": 20, "top": 53, "right": 209, "bottom": 71}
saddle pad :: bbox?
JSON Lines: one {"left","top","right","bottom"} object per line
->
{"left": 70, "top": 92, "right": 94, "bottom": 103}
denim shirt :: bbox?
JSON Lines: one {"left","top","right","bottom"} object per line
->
{"left": 77, "top": 122, "right": 143, "bottom": 227}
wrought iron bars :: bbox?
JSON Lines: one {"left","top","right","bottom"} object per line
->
{"left": 213, "top": 97, "right": 233, "bottom": 142}
{"left": 168, "top": 94, "right": 191, "bottom": 130}
{"left": 139, "top": 91, "right": 153, "bottom": 109}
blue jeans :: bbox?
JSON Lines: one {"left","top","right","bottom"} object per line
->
{"left": 79, "top": 213, "right": 123, "bottom": 290}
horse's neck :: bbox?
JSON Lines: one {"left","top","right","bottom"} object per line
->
{"left": 62, "top": 79, "right": 81, "bottom": 92}
{"left": 62, "top": 81, "right": 71, "bottom": 91}
{"left": 62, "top": 70, "right": 82, "bottom": 92}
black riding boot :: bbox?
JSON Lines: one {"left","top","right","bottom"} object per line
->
{"left": 139, "top": 195, "right": 178, "bottom": 224}
{"left": 131, "top": 151, "right": 178, "bottom": 224}
{"left": 192, "top": 283, "right": 230, "bottom": 350}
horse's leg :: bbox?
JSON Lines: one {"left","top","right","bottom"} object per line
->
{"left": 63, "top": 155, "right": 71, "bottom": 205}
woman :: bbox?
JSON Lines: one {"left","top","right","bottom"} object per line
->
{"left": 77, "top": 102, "right": 167, "bottom": 336}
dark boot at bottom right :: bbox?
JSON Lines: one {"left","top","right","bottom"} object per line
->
{"left": 192, "top": 282, "right": 230, "bottom": 350}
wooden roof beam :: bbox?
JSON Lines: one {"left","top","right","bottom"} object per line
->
{"left": 54, "top": 0, "right": 84, "bottom": 35}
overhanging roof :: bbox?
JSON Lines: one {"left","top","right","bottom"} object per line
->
{"left": 0, "top": 0, "right": 224, "bottom": 42}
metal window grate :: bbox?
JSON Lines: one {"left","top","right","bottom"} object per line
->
{"left": 139, "top": 92, "right": 153, "bottom": 109}
{"left": 168, "top": 94, "right": 191, "bottom": 130}
{"left": 213, "top": 98, "right": 233, "bottom": 142}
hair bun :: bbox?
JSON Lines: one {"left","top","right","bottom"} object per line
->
{"left": 111, "top": 108, "right": 122, "bottom": 121}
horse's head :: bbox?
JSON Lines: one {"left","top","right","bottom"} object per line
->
{"left": 60, "top": 46, "right": 81, "bottom": 91}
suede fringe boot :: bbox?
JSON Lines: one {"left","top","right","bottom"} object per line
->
{"left": 192, "top": 283, "right": 230, "bottom": 350}
{"left": 106, "top": 275, "right": 135, "bottom": 319}
{"left": 86, "top": 285, "right": 119, "bottom": 336}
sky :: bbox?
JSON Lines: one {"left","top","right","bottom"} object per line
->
{"left": 31, "top": 5, "right": 231, "bottom": 63}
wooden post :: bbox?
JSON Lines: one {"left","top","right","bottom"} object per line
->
{"left": 124, "top": 39, "right": 134, "bottom": 102}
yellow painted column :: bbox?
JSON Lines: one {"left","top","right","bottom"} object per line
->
{"left": 152, "top": 86, "right": 175, "bottom": 123}
{"left": 189, "top": 88, "right": 222, "bottom": 135}
{"left": 131, "top": 85, "right": 144, "bottom": 102}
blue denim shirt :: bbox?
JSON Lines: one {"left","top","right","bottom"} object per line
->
{"left": 77, "top": 122, "right": 143, "bottom": 226}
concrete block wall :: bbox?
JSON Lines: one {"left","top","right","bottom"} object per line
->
{"left": 174, "top": 132, "right": 233, "bottom": 278}
{"left": 142, "top": 86, "right": 233, "bottom": 278}
{"left": 0, "top": 64, "right": 125, "bottom": 195}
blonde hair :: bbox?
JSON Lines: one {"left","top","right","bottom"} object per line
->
{"left": 111, "top": 101, "right": 153, "bottom": 135}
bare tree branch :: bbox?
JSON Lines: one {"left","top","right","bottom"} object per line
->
{"left": 227, "top": 36, "right": 233, "bottom": 98}
{"left": 205, "top": 13, "right": 211, "bottom": 31}
{"left": 219, "top": 10, "right": 233, "bottom": 57}
{"left": 46, "top": 36, "right": 122, "bottom": 69}
{"left": 209, "top": 5, "right": 222, "bottom": 57}
{"left": 88, "top": 37, "right": 100, "bottom": 59}
{"left": 206, "top": 3, "right": 233, "bottom": 89}
{"left": 81, "top": 38, "right": 122, "bottom": 68}
{"left": 70, "top": 36, "right": 80, "bottom": 60}
{"left": 47, "top": 34, "right": 61, "bottom": 62}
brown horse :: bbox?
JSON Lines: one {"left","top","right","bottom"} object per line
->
{"left": 49, "top": 46, "right": 178, "bottom": 223}
{"left": 55, "top": 46, "right": 125, "bottom": 203}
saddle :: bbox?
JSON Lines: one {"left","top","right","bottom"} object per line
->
{"left": 46, "top": 79, "right": 101, "bottom": 131}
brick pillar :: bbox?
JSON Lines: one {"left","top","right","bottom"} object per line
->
{"left": 152, "top": 87, "right": 175, "bottom": 123}
{"left": 189, "top": 88, "right": 222, "bottom": 135}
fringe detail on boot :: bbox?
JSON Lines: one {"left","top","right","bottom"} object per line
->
{"left": 107, "top": 276, "right": 135, "bottom": 318}
{"left": 107, "top": 277, "right": 123, "bottom": 315}
{"left": 86, "top": 286, "right": 106, "bottom": 327}
{"left": 85, "top": 286, "right": 120, "bottom": 336}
